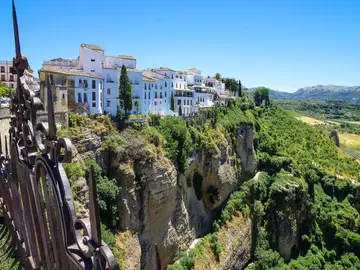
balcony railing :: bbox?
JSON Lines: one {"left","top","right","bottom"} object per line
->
{"left": 175, "top": 94, "right": 194, "bottom": 98}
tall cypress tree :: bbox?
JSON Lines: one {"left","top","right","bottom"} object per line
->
{"left": 119, "top": 65, "right": 132, "bottom": 117}
{"left": 238, "top": 80, "right": 242, "bottom": 97}
{"left": 170, "top": 92, "right": 175, "bottom": 111}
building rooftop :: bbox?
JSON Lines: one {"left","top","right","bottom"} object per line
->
{"left": 153, "top": 67, "right": 176, "bottom": 72}
{"left": 39, "top": 66, "right": 101, "bottom": 79}
{"left": 125, "top": 68, "right": 142, "bottom": 73}
{"left": 119, "top": 55, "right": 136, "bottom": 60}
{"left": 81, "top": 43, "right": 104, "bottom": 52}
{"left": 142, "top": 75, "right": 157, "bottom": 82}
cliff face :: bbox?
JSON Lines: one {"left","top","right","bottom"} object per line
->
{"left": 193, "top": 214, "right": 252, "bottom": 270}
{"left": 70, "top": 122, "right": 256, "bottom": 269}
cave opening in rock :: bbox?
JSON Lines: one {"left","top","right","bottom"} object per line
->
{"left": 207, "top": 185, "right": 220, "bottom": 204}
{"left": 193, "top": 172, "right": 203, "bottom": 200}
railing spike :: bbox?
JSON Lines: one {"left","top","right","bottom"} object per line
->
{"left": 12, "top": 0, "right": 21, "bottom": 58}
{"left": 89, "top": 165, "right": 101, "bottom": 247}
{"left": 4, "top": 136, "right": 8, "bottom": 159}
{"left": 46, "top": 75, "right": 56, "bottom": 140}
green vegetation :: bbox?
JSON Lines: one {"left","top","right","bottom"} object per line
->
{"left": 156, "top": 116, "right": 192, "bottom": 172}
{"left": 254, "top": 87, "right": 270, "bottom": 106}
{"left": 256, "top": 107, "right": 359, "bottom": 178}
{"left": 0, "top": 83, "right": 11, "bottom": 97}
{"left": 119, "top": 65, "right": 132, "bottom": 117}
{"left": 275, "top": 99, "right": 360, "bottom": 121}
{"left": 85, "top": 159, "right": 120, "bottom": 228}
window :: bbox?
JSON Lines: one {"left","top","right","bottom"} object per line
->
{"left": 176, "top": 83, "right": 178, "bottom": 88}
{"left": 92, "top": 92, "right": 96, "bottom": 101}
{"left": 155, "top": 92, "right": 157, "bottom": 98}
{"left": 91, "top": 70, "right": 95, "bottom": 72}
{"left": 107, "top": 88, "right": 111, "bottom": 95}
{"left": 107, "top": 100, "right": 111, "bottom": 107}
{"left": 165, "top": 82, "right": 167, "bottom": 87}
{"left": 180, "top": 76, "right": 182, "bottom": 79}
{"left": 187, "top": 100, "right": 189, "bottom": 105}
{"left": 62, "top": 94, "right": 65, "bottom": 99}
{"left": 10, "top": 84, "right": 13, "bottom": 88}
{"left": 165, "top": 100, "right": 166, "bottom": 103}
{"left": 84, "top": 80, "right": 88, "bottom": 88}
{"left": 155, "top": 84, "right": 157, "bottom": 89}
{"left": 172, "top": 74, "right": 174, "bottom": 79}
{"left": 84, "top": 93, "right": 88, "bottom": 102}
{"left": 191, "top": 100, "right": 192, "bottom": 105}
{"left": 165, "top": 73, "right": 167, "bottom": 76}
{"left": 79, "top": 79, "right": 82, "bottom": 83}
{"left": 0, "top": 75, "right": 5, "bottom": 81}
{"left": 154, "top": 101, "right": 157, "bottom": 105}
{"left": 165, "top": 91, "right": 167, "bottom": 97}
{"left": 160, "top": 92, "right": 162, "bottom": 98}
{"left": 178, "top": 100, "right": 181, "bottom": 105}
{"left": 145, "top": 84, "right": 147, "bottom": 90}
{"left": 183, "top": 100, "right": 185, "bottom": 105}
{"left": 50, "top": 75, "right": 54, "bottom": 85}
{"left": 160, "top": 101, "right": 162, "bottom": 104}
{"left": 92, "top": 80, "right": 96, "bottom": 89}
{"left": 78, "top": 93, "right": 82, "bottom": 103}
{"left": 91, "top": 59, "right": 95, "bottom": 62}
{"left": 152, "top": 84, "right": 154, "bottom": 87}
{"left": 9, "top": 75, "right": 14, "bottom": 82}
{"left": 148, "top": 92, "right": 150, "bottom": 99}
{"left": 171, "top": 82, "right": 173, "bottom": 87}
{"left": 176, "top": 75, "right": 178, "bottom": 78}
{"left": 0, "top": 66, "right": 4, "bottom": 73}
{"left": 184, "top": 77, "right": 186, "bottom": 81}
{"left": 92, "top": 102, "right": 96, "bottom": 107}
{"left": 144, "top": 92, "right": 146, "bottom": 99}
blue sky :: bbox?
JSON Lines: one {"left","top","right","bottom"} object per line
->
{"left": 1, "top": 0, "right": 360, "bottom": 92}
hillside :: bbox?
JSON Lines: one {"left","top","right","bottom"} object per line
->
{"left": 251, "top": 85, "right": 360, "bottom": 104}
{"left": 168, "top": 106, "right": 360, "bottom": 270}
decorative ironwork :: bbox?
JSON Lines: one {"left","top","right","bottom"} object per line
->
{"left": 0, "top": 1, "right": 120, "bottom": 269}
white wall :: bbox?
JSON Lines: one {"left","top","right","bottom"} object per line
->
{"left": 79, "top": 47, "right": 104, "bottom": 77}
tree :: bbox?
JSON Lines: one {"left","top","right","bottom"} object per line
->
{"left": 119, "top": 65, "right": 132, "bottom": 117}
{"left": 0, "top": 83, "right": 11, "bottom": 97}
{"left": 215, "top": 73, "right": 221, "bottom": 81}
{"left": 329, "top": 130, "right": 340, "bottom": 147}
{"left": 178, "top": 104, "right": 182, "bottom": 116}
{"left": 134, "top": 100, "right": 139, "bottom": 117}
{"left": 254, "top": 87, "right": 270, "bottom": 106}
{"left": 238, "top": 80, "right": 242, "bottom": 97}
{"left": 170, "top": 92, "right": 175, "bottom": 111}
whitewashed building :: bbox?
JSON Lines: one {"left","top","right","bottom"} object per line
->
{"left": 0, "top": 60, "right": 17, "bottom": 89}
{"left": 40, "top": 44, "right": 232, "bottom": 117}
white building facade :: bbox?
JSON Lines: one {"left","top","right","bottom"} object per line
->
{"left": 41, "top": 44, "right": 232, "bottom": 117}
{"left": 0, "top": 60, "right": 16, "bottom": 89}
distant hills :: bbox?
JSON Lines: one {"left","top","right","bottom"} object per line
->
{"left": 250, "top": 85, "right": 360, "bottom": 104}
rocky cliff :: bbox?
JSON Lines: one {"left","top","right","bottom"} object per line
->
{"left": 67, "top": 116, "right": 256, "bottom": 269}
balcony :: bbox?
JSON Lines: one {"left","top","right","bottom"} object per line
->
{"left": 106, "top": 79, "right": 115, "bottom": 83}
{"left": 175, "top": 94, "right": 194, "bottom": 98}
{"left": 77, "top": 83, "right": 88, "bottom": 88}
